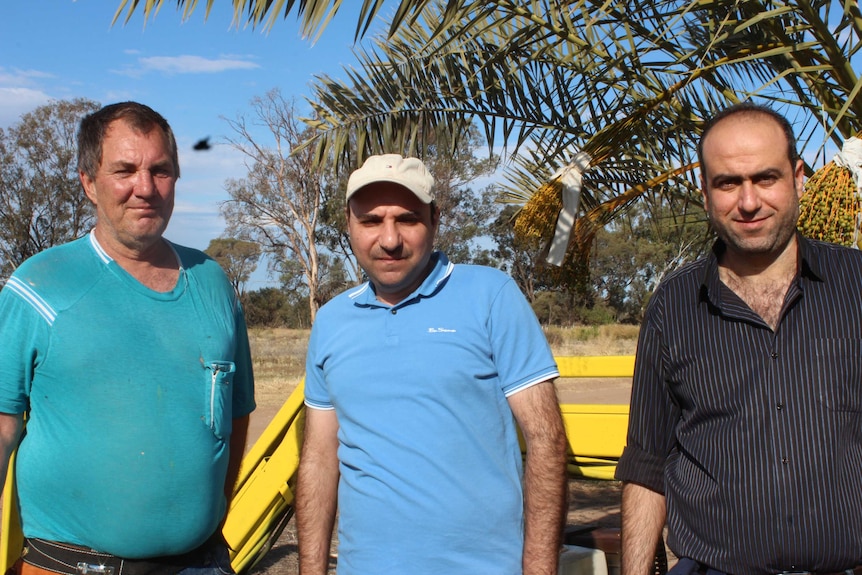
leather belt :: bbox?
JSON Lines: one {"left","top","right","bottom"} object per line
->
{"left": 21, "top": 536, "right": 222, "bottom": 575}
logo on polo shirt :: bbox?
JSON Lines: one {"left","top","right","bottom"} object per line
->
{"left": 428, "top": 327, "right": 457, "bottom": 333}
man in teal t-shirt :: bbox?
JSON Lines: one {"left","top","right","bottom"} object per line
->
{"left": 0, "top": 102, "right": 255, "bottom": 575}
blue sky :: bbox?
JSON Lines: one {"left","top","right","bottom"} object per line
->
{"left": 2, "top": 1, "right": 386, "bottom": 285}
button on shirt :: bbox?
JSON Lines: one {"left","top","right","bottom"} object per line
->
{"left": 615, "top": 236, "right": 862, "bottom": 575}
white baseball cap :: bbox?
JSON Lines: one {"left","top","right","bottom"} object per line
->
{"left": 346, "top": 154, "right": 435, "bottom": 203}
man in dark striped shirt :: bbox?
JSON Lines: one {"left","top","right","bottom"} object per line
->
{"left": 616, "top": 102, "right": 862, "bottom": 575}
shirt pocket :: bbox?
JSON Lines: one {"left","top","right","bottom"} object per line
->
{"left": 204, "top": 360, "right": 235, "bottom": 439}
{"left": 812, "top": 338, "right": 862, "bottom": 413}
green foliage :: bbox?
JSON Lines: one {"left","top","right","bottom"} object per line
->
{"left": 244, "top": 288, "right": 287, "bottom": 327}
{"left": 530, "top": 291, "right": 568, "bottom": 325}
{"left": 243, "top": 287, "right": 312, "bottom": 328}
{"left": 112, "top": 0, "right": 423, "bottom": 40}
{"left": 315, "top": 255, "right": 353, "bottom": 306}
{"left": 0, "top": 98, "right": 101, "bottom": 280}
{"left": 530, "top": 289, "right": 618, "bottom": 326}
{"left": 489, "top": 204, "right": 545, "bottom": 301}
{"left": 204, "top": 237, "right": 261, "bottom": 296}
{"left": 573, "top": 326, "right": 600, "bottom": 342}
{"left": 572, "top": 304, "right": 617, "bottom": 327}
{"left": 590, "top": 199, "right": 710, "bottom": 323}
{"left": 421, "top": 124, "right": 502, "bottom": 264}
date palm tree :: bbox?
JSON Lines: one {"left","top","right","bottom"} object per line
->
{"left": 117, "top": 0, "right": 862, "bottom": 265}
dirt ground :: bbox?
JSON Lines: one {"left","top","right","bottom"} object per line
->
{"left": 243, "top": 375, "right": 675, "bottom": 575}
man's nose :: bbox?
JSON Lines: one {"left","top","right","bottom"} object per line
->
{"left": 378, "top": 220, "right": 402, "bottom": 251}
{"left": 738, "top": 181, "right": 761, "bottom": 212}
{"left": 135, "top": 170, "right": 158, "bottom": 196}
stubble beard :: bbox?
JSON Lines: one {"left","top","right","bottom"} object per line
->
{"left": 711, "top": 202, "right": 800, "bottom": 259}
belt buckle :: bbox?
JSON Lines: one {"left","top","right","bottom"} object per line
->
{"left": 76, "top": 563, "right": 116, "bottom": 575}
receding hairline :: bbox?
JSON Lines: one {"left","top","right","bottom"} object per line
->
{"left": 698, "top": 104, "right": 799, "bottom": 175}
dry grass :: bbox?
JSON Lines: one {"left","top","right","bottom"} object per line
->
{"left": 544, "top": 324, "right": 640, "bottom": 356}
{"left": 247, "top": 325, "right": 639, "bottom": 408}
{"left": 247, "top": 328, "right": 309, "bottom": 407}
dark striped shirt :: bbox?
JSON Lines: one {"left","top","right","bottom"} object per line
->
{"left": 616, "top": 235, "right": 862, "bottom": 575}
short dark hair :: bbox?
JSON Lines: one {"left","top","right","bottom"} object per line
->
{"left": 697, "top": 102, "right": 799, "bottom": 174}
{"left": 77, "top": 101, "right": 179, "bottom": 180}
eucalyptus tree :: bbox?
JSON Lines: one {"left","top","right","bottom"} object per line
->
{"left": 0, "top": 98, "right": 100, "bottom": 281}
{"left": 220, "top": 89, "right": 339, "bottom": 323}
{"left": 204, "top": 237, "right": 261, "bottom": 297}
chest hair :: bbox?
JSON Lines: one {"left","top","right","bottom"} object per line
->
{"left": 720, "top": 272, "right": 790, "bottom": 330}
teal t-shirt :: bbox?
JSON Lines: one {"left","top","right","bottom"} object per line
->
{"left": 0, "top": 232, "right": 255, "bottom": 558}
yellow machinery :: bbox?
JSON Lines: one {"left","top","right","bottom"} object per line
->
{"left": 0, "top": 356, "right": 633, "bottom": 574}
{"left": 557, "top": 356, "right": 632, "bottom": 480}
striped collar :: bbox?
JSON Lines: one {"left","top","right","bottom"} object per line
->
{"left": 348, "top": 251, "right": 454, "bottom": 308}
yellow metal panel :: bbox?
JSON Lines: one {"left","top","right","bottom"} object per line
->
{"left": 0, "top": 451, "right": 22, "bottom": 574}
{"left": 566, "top": 462, "right": 619, "bottom": 481}
{"left": 235, "top": 379, "right": 306, "bottom": 488}
{"left": 555, "top": 355, "right": 635, "bottom": 378}
{"left": 223, "top": 381, "right": 306, "bottom": 573}
{"left": 560, "top": 404, "right": 629, "bottom": 459}
{"left": 554, "top": 356, "right": 635, "bottom": 480}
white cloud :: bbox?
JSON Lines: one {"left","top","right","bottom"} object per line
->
{"left": 0, "top": 87, "right": 52, "bottom": 128}
{"left": 0, "top": 67, "right": 54, "bottom": 85}
{"left": 0, "top": 67, "right": 63, "bottom": 126}
{"left": 134, "top": 55, "right": 260, "bottom": 75}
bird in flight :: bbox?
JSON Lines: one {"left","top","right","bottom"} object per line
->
{"left": 193, "top": 137, "right": 211, "bottom": 151}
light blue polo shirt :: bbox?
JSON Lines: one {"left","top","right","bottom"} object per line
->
{"left": 305, "top": 252, "right": 559, "bottom": 574}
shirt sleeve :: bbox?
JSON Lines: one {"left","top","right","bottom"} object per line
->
{"left": 0, "top": 280, "right": 49, "bottom": 414}
{"left": 614, "top": 295, "right": 679, "bottom": 492}
{"left": 488, "top": 278, "right": 560, "bottom": 397}
{"left": 303, "top": 321, "right": 334, "bottom": 410}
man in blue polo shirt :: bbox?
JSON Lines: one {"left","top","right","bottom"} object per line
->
{"left": 296, "top": 154, "right": 568, "bottom": 575}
